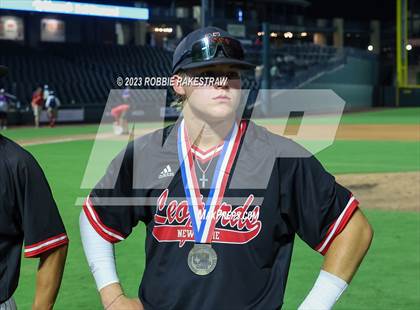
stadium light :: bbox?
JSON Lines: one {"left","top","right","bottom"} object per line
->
{"left": 284, "top": 32, "right": 293, "bottom": 39}
{"left": 367, "top": 45, "right": 374, "bottom": 51}
{"left": 406, "top": 44, "right": 413, "bottom": 51}
{"left": 237, "top": 9, "right": 243, "bottom": 23}
{"left": 0, "top": 0, "right": 149, "bottom": 20}
{"left": 154, "top": 27, "right": 173, "bottom": 33}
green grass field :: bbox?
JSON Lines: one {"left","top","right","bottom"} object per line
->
{"left": 257, "top": 107, "right": 420, "bottom": 125}
{"left": 4, "top": 107, "right": 420, "bottom": 309}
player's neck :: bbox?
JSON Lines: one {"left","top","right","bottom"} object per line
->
{"left": 183, "top": 109, "right": 236, "bottom": 151}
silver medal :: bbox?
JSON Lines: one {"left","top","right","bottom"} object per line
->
{"left": 188, "top": 244, "right": 217, "bottom": 276}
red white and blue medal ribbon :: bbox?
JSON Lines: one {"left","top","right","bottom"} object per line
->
{"left": 177, "top": 119, "right": 244, "bottom": 244}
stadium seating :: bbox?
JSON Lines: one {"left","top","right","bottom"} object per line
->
{"left": 245, "top": 42, "right": 343, "bottom": 88}
{"left": 0, "top": 41, "right": 340, "bottom": 106}
{"left": 0, "top": 42, "right": 173, "bottom": 106}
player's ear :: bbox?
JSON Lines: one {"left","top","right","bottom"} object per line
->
{"left": 171, "top": 74, "right": 186, "bottom": 96}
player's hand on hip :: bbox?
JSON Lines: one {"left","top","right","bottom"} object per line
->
{"left": 106, "top": 296, "right": 144, "bottom": 310}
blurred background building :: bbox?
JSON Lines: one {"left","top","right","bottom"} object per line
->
{"left": 0, "top": 0, "right": 418, "bottom": 124}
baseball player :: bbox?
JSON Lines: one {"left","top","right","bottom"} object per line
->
{"left": 45, "top": 90, "right": 61, "bottom": 127}
{"left": 0, "top": 88, "right": 8, "bottom": 130}
{"left": 111, "top": 103, "right": 130, "bottom": 135}
{"left": 80, "top": 27, "right": 373, "bottom": 310}
{"left": 31, "top": 86, "right": 43, "bottom": 128}
{"left": 0, "top": 66, "right": 69, "bottom": 309}
{"left": 43, "top": 84, "right": 49, "bottom": 103}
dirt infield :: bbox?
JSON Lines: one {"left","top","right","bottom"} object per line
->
{"left": 334, "top": 124, "right": 420, "bottom": 141}
{"left": 336, "top": 172, "right": 420, "bottom": 212}
{"left": 19, "top": 133, "right": 99, "bottom": 146}
{"left": 17, "top": 123, "right": 420, "bottom": 146}
{"left": 265, "top": 124, "right": 420, "bottom": 141}
{"left": 18, "top": 129, "right": 154, "bottom": 146}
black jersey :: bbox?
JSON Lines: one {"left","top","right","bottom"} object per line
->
{"left": 83, "top": 120, "right": 358, "bottom": 310}
{"left": 0, "top": 135, "right": 68, "bottom": 303}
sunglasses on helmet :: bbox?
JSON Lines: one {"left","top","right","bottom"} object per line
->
{"left": 174, "top": 36, "right": 245, "bottom": 70}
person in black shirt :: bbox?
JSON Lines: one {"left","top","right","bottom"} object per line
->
{"left": 0, "top": 65, "right": 69, "bottom": 309}
{"left": 80, "top": 28, "right": 373, "bottom": 310}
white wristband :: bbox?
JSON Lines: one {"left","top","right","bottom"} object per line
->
{"left": 298, "top": 270, "right": 348, "bottom": 310}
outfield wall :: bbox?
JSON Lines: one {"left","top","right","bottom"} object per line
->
{"left": 302, "top": 56, "right": 379, "bottom": 110}
{"left": 397, "top": 88, "right": 420, "bottom": 107}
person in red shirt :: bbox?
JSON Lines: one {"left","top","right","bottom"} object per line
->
{"left": 111, "top": 104, "right": 130, "bottom": 135}
{"left": 31, "top": 86, "right": 43, "bottom": 128}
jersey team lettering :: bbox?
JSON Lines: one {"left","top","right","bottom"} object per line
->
{"left": 152, "top": 189, "right": 262, "bottom": 247}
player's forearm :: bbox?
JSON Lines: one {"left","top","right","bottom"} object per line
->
{"left": 33, "top": 244, "right": 68, "bottom": 310}
{"left": 298, "top": 210, "right": 373, "bottom": 309}
{"left": 322, "top": 209, "right": 374, "bottom": 282}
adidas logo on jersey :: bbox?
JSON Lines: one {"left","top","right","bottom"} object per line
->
{"left": 159, "top": 165, "right": 174, "bottom": 179}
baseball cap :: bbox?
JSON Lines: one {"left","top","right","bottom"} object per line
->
{"left": 0, "top": 66, "right": 8, "bottom": 77}
{"left": 172, "top": 27, "right": 255, "bottom": 74}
